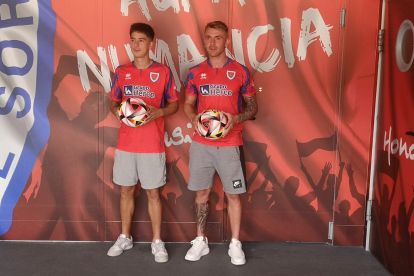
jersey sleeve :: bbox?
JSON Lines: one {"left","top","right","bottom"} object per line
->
{"left": 163, "top": 67, "right": 178, "bottom": 102}
{"left": 185, "top": 70, "right": 198, "bottom": 96}
{"left": 240, "top": 66, "right": 256, "bottom": 96}
{"left": 110, "top": 68, "right": 123, "bottom": 102}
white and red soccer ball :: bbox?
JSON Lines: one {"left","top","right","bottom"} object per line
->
{"left": 118, "top": 98, "right": 148, "bottom": 127}
{"left": 197, "top": 110, "right": 228, "bottom": 140}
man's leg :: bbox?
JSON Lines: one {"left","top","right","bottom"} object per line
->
{"left": 226, "top": 192, "right": 246, "bottom": 265}
{"left": 138, "top": 151, "right": 169, "bottom": 263}
{"left": 215, "top": 145, "right": 246, "bottom": 265}
{"left": 185, "top": 188, "right": 211, "bottom": 261}
{"left": 147, "top": 187, "right": 168, "bottom": 263}
{"left": 120, "top": 185, "right": 136, "bottom": 238}
{"left": 195, "top": 188, "right": 211, "bottom": 238}
{"left": 225, "top": 193, "right": 242, "bottom": 240}
{"left": 107, "top": 185, "right": 135, "bottom": 257}
{"left": 146, "top": 188, "right": 162, "bottom": 243}
{"left": 185, "top": 142, "right": 214, "bottom": 261}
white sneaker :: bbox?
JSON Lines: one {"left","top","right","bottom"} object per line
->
{"left": 107, "top": 234, "right": 133, "bottom": 257}
{"left": 151, "top": 239, "right": 169, "bottom": 263}
{"left": 228, "top": 238, "right": 246, "bottom": 265}
{"left": 185, "top": 236, "right": 210, "bottom": 261}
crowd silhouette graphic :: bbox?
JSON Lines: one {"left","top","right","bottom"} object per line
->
{"left": 3, "top": 56, "right": 412, "bottom": 276}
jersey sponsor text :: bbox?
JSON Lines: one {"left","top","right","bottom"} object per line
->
{"left": 199, "top": 84, "right": 233, "bottom": 96}
{"left": 124, "top": 85, "right": 155, "bottom": 98}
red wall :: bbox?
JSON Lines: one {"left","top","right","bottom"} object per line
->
{"left": 0, "top": 0, "right": 380, "bottom": 246}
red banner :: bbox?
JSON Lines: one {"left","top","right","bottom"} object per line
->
{"left": 369, "top": 0, "right": 414, "bottom": 275}
{"left": 0, "top": 0, "right": 380, "bottom": 247}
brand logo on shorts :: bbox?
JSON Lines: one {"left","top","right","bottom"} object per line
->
{"left": 233, "top": 179, "right": 242, "bottom": 189}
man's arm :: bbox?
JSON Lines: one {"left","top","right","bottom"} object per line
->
{"left": 223, "top": 94, "right": 258, "bottom": 137}
{"left": 143, "top": 100, "right": 179, "bottom": 124}
{"left": 110, "top": 100, "right": 121, "bottom": 120}
{"left": 145, "top": 67, "right": 180, "bottom": 124}
{"left": 238, "top": 94, "right": 258, "bottom": 123}
{"left": 184, "top": 94, "right": 202, "bottom": 135}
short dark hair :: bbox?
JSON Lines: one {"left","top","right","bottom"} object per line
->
{"left": 205, "top": 21, "right": 228, "bottom": 34}
{"left": 130, "top": 23, "right": 155, "bottom": 41}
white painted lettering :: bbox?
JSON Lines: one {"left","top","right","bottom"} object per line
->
{"left": 280, "top": 18, "right": 295, "bottom": 68}
{"left": 77, "top": 47, "right": 112, "bottom": 92}
{"left": 177, "top": 34, "right": 206, "bottom": 82}
{"left": 297, "top": 8, "right": 333, "bottom": 61}
{"left": 247, "top": 25, "right": 280, "bottom": 73}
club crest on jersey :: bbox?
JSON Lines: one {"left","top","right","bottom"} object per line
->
{"left": 227, "top": 71, "right": 236, "bottom": 80}
{"left": 150, "top": 72, "right": 159, "bottom": 82}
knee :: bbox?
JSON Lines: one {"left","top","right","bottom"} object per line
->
{"left": 226, "top": 193, "right": 240, "bottom": 202}
{"left": 120, "top": 186, "right": 135, "bottom": 200}
{"left": 146, "top": 189, "right": 160, "bottom": 201}
{"left": 195, "top": 190, "right": 210, "bottom": 203}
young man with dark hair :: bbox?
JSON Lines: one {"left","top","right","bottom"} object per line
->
{"left": 183, "top": 21, "right": 258, "bottom": 265}
{"left": 107, "top": 23, "right": 179, "bottom": 263}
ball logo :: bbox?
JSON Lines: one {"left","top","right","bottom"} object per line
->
{"left": 227, "top": 70, "right": 236, "bottom": 80}
{"left": 150, "top": 72, "right": 159, "bottom": 82}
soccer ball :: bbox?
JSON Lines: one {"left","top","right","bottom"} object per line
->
{"left": 118, "top": 98, "right": 148, "bottom": 127}
{"left": 198, "top": 110, "right": 228, "bottom": 140}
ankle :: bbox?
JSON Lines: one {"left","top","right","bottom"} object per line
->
{"left": 197, "top": 235, "right": 206, "bottom": 241}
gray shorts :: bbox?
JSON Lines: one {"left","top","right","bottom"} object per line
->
{"left": 113, "top": 149, "right": 166, "bottom": 189}
{"left": 188, "top": 141, "right": 246, "bottom": 195}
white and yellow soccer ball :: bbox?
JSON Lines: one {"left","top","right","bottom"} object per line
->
{"left": 197, "top": 109, "right": 228, "bottom": 140}
{"left": 118, "top": 98, "right": 148, "bottom": 127}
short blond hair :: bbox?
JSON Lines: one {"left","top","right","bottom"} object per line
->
{"left": 205, "top": 21, "right": 228, "bottom": 34}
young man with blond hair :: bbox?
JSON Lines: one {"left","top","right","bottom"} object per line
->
{"left": 183, "top": 21, "right": 258, "bottom": 265}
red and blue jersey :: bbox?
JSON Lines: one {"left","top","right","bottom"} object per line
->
{"left": 111, "top": 61, "right": 178, "bottom": 153}
{"left": 185, "top": 58, "right": 256, "bottom": 147}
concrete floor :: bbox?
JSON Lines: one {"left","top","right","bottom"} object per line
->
{"left": 0, "top": 241, "right": 390, "bottom": 276}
